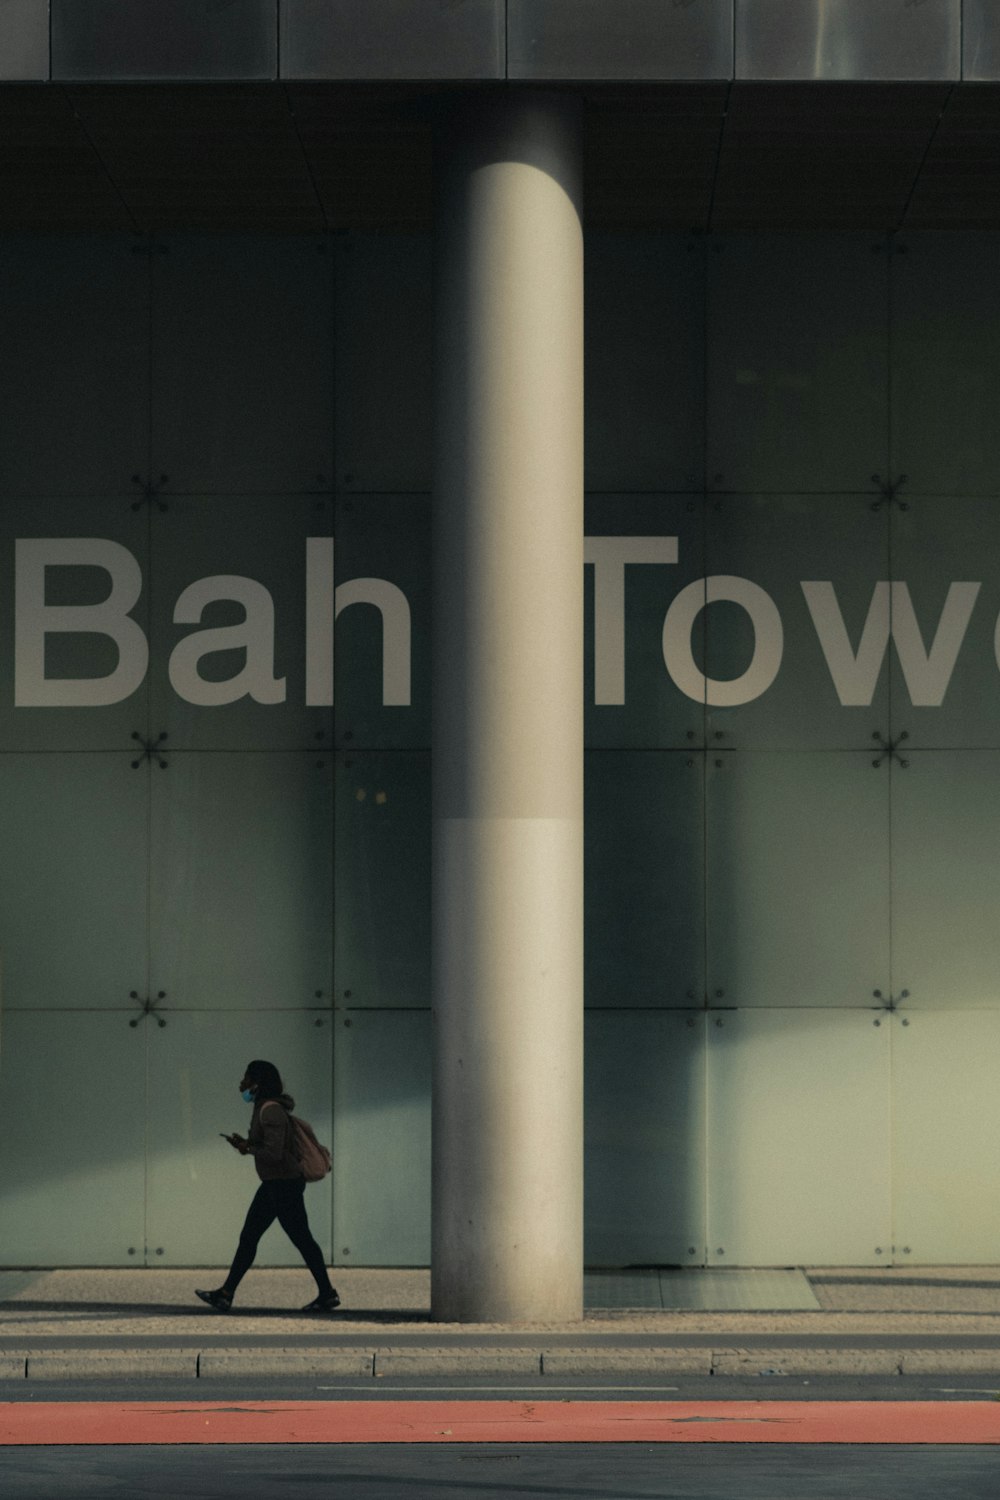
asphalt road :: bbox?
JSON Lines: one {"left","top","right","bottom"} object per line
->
{"left": 3, "top": 1439, "right": 1000, "bottom": 1500}
{"left": 4, "top": 1372, "right": 1000, "bottom": 1401}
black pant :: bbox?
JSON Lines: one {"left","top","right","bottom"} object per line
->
{"left": 223, "top": 1178, "right": 334, "bottom": 1299}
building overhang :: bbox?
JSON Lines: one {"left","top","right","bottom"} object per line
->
{"left": 1, "top": 2, "right": 998, "bottom": 231}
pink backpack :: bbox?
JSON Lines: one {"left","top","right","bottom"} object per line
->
{"left": 288, "top": 1113, "right": 332, "bottom": 1182}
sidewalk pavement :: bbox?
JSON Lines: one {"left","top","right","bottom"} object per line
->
{"left": 3, "top": 1266, "right": 1000, "bottom": 1381}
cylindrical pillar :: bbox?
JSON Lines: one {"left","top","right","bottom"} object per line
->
{"left": 432, "top": 92, "right": 584, "bottom": 1324}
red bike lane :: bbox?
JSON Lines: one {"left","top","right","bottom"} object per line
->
{"left": 3, "top": 1399, "right": 1000, "bottom": 1446}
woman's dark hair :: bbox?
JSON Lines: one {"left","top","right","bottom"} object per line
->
{"left": 244, "top": 1059, "right": 284, "bottom": 1101}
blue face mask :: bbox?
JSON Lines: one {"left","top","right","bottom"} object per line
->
{"left": 241, "top": 1087, "right": 256, "bottom": 1103}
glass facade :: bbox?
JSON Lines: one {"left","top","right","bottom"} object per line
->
{"left": 1, "top": 229, "right": 998, "bottom": 1266}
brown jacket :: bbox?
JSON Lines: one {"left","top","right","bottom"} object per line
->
{"left": 247, "top": 1095, "right": 301, "bottom": 1181}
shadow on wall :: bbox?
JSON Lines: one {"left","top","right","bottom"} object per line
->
{"left": 0, "top": 1010, "right": 336, "bottom": 1268}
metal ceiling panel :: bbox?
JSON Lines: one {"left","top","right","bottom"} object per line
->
{"left": 68, "top": 85, "right": 321, "bottom": 231}
{"left": 736, "top": 0, "right": 959, "bottom": 83}
{"left": 52, "top": 0, "right": 277, "bottom": 81}
{"left": 281, "top": 0, "right": 503, "bottom": 81}
{"left": 964, "top": 0, "right": 1000, "bottom": 82}
{"left": 903, "top": 83, "right": 1000, "bottom": 227}
{"left": 285, "top": 85, "right": 434, "bottom": 228}
{"left": 0, "top": 0, "right": 48, "bottom": 80}
{"left": 583, "top": 85, "right": 727, "bottom": 228}
{"left": 508, "top": 0, "right": 733, "bottom": 81}
{"left": 712, "top": 83, "right": 947, "bottom": 230}
{"left": 0, "top": 86, "right": 131, "bottom": 230}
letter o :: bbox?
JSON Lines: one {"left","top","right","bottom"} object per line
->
{"left": 662, "top": 576, "right": 784, "bottom": 707}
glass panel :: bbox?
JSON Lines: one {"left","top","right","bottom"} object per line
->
{"left": 335, "top": 235, "right": 432, "bottom": 494}
{"left": 151, "top": 238, "right": 333, "bottom": 493}
{"left": 150, "top": 753, "right": 333, "bottom": 1010}
{"left": 334, "top": 495, "right": 429, "bottom": 750}
{"left": 0, "top": 1014, "right": 145, "bottom": 1264}
{"left": 332, "top": 1010, "right": 431, "bottom": 1265}
{"left": 707, "top": 236, "right": 888, "bottom": 493}
{"left": 52, "top": 0, "right": 276, "bottom": 80}
{"left": 736, "top": 0, "right": 959, "bottom": 82}
{"left": 0, "top": 497, "right": 150, "bottom": 752}
{"left": 585, "top": 495, "right": 706, "bottom": 750}
{"left": 892, "top": 235, "right": 1000, "bottom": 496}
{"left": 706, "top": 753, "right": 890, "bottom": 1006}
{"left": 149, "top": 496, "right": 333, "bottom": 751}
{"left": 334, "top": 752, "right": 429, "bottom": 1009}
{"left": 0, "top": 237, "right": 147, "bottom": 496}
{"left": 964, "top": 0, "right": 1000, "bottom": 80}
{"left": 281, "top": 0, "right": 503, "bottom": 80}
{"left": 145, "top": 1011, "right": 332, "bottom": 1268}
{"left": 705, "top": 494, "right": 889, "bottom": 748}
{"left": 892, "top": 1011, "right": 1000, "bottom": 1262}
{"left": 892, "top": 751, "right": 1000, "bottom": 1008}
{"left": 0, "top": 1, "right": 48, "bottom": 80}
{"left": 706, "top": 1009, "right": 891, "bottom": 1264}
{"left": 585, "top": 751, "right": 704, "bottom": 1007}
{"left": 510, "top": 0, "right": 733, "bottom": 81}
{"left": 585, "top": 1011, "right": 706, "bottom": 1266}
{"left": 585, "top": 234, "right": 704, "bottom": 492}
{"left": 889, "top": 497, "right": 1000, "bottom": 747}
{"left": 0, "top": 755, "right": 147, "bottom": 1010}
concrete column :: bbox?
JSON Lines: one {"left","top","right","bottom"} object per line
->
{"left": 432, "top": 92, "right": 584, "bottom": 1324}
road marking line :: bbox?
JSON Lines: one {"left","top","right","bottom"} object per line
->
{"left": 316, "top": 1385, "right": 684, "bottom": 1392}
{"left": 2, "top": 1400, "right": 1000, "bottom": 1446}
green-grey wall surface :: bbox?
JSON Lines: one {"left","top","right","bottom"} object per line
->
{"left": 2, "top": 230, "right": 1000, "bottom": 1268}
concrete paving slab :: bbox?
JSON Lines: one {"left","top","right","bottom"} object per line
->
{"left": 5, "top": 1266, "right": 431, "bottom": 1312}
{"left": 25, "top": 1352, "right": 199, "bottom": 1380}
{"left": 541, "top": 1348, "right": 712, "bottom": 1376}
{"left": 812, "top": 1269, "right": 1000, "bottom": 1315}
{"left": 374, "top": 1348, "right": 543, "bottom": 1377}
{"left": 0, "top": 1357, "right": 26, "bottom": 1380}
{"left": 659, "top": 1269, "right": 820, "bottom": 1312}
{"left": 199, "top": 1347, "right": 376, "bottom": 1378}
{"left": 711, "top": 1348, "right": 903, "bottom": 1376}
{"left": 0, "top": 1274, "right": 45, "bottom": 1302}
{"left": 584, "top": 1268, "right": 820, "bottom": 1311}
{"left": 901, "top": 1349, "right": 1000, "bottom": 1375}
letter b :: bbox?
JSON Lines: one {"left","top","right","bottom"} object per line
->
{"left": 15, "top": 539, "right": 149, "bottom": 707}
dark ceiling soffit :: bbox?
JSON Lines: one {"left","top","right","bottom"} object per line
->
{"left": 0, "top": 80, "right": 998, "bottom": 233}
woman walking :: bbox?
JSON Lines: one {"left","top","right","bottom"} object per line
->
{"left": 195, "top": 1059, "right": 340, "bottom": 1314}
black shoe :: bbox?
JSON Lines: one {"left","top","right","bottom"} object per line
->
{"left": 302, "top": 1291, "right": 341, "bottom": 1313}
{"left": 195, "top": 1288, "right": 232, "bottom": 1312}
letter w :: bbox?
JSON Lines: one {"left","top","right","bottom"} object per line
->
{"left": 802, "top": 581, "right": 980, "bottom": 708}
